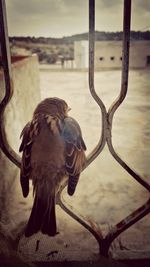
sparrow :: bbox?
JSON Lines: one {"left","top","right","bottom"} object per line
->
{"left": 19, "top": 97, "right": 86, "bottom": 237}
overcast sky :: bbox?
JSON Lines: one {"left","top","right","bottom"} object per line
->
{"left": 5, "top": 0, "right": 150, "bottom": 37}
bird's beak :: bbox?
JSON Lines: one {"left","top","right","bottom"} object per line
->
{"left": 68, "top": 107, "right": 71, "bottom": 112}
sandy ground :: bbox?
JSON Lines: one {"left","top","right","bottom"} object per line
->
{"left": 7, "top": 69, "right": 150, "bottom": 262}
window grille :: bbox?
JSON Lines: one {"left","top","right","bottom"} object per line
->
{"left": 0, "top": 0, "right": 150, "bottom": 257}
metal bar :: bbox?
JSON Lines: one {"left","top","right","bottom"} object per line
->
{"left": 58, "top": 1, "right": 108, "bottom": 249}
{"left": 106, "top": 0, "right": 150, "bottom": 192}
{"left": 107, "top": 139, "right": 150, "bottom": 191}
{"left": 101, "top": 0, "right": 150, "bottom": 255}
{"left": 59, "top": 0, "right": 150, "bottom": 258}
{"left": 0, "top": 0, "right": 21, "bottom": 167}
{"left": 108, "top": 0, "right": 131, "bottom": 124}
{"left": 86, "top": 0, "right": 107, "bottom": 167}
{"left": 58, "top": 0, "right": 107, "bottom": 195}
{"left": 57, "top": 188, "right": 102, "bottom": 245}
{"left": 0, "top": 0, "right": 12, "bottom": 107}
{"left": 102, "top": 197, "right": 150, "bottom": 256}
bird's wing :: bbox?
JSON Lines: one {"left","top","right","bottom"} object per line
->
{"left": 19, "top": 119, "right": 40, "bottom": 197}
{"left": 61, "top": 117, "right": 86, "bottom": 196}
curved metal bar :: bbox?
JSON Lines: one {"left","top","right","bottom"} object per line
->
{"left": 106, "top": 0, "right": 150, "bottom": 192}
{"left": 86, "top": 0, "right": 107, "bottom": 167}
{"left": 107, "top": 133, "right": 150, "bottom": 192}
{"left": 0, "top": 0, "right": 21, "bottom": 168}
{"left": 103, "top": 0, "right": 150, "bottom": 255}
{"left": 101, "top": 197, "right": 150, "bottom": 256}
{"left": 108, "top": 0, "right": 131, "bottom": 126}
{"left": 57, "top": 1, "right": 108, "bottom": 245}
{"left": 57, "top": 186, "right": 103, "bottom": 246}
{"left": 58, "top": 0, "right": 107, "bottom": 197}
{"left": 58, "top": 0, "right": 150, "bottom": 258}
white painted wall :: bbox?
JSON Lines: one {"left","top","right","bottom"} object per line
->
{"left": 74, "top": 41, "right": 88, "bottom": 68}
{"left": 0, "top": 55, "right": 40, "bottom": 224}
{"left": 74, "top": 40, "right": 150, "bottom": 69}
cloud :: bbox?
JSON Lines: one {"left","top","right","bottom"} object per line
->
{"left": 6, "top": 0, "right": 85, "bottom": 17}
{"left": 131, "top": 0, "right": 150, "bottom": 31}
{"left": 5, "top": 0, "right": 150, "bottom": 37}
{"left": 5, "top": 0, "right": 88, "bottom": 37}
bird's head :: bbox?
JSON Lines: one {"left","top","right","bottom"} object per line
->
{"left": 33, "top": 97, "right": 70, "bottom": 119}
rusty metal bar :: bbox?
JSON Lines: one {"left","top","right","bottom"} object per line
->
{"left": 59, "top": 0, "right": 150, "bottom": 257}
{"left": 108, "top": 0, "right": 131, "bottom": 123}
{"left": 100, "top": 0, "right": 150, "bottom": 255}
{"left": 57, "top": 188, "right": 102, "bottom": 245}
{"left": 58, "top": 0, "right": 108, "bottom": 250}
{"left": 107, "top": 0, "right": 150, "bottom": 192}
{"left": 100, "top": 197, "right": 150, "bottom": 256}
{"left": 58, "top": 0, "right": 108, "bottom": 234}
{"left": 0, "top": 0, "right": 21, "bottom": 167}
{"left": 86, "top": 0, "right": 107, "bottom": 167}
{"left": 104, "top": 197, "right": 150, "bottom": 250}
{"left": 107, "top": 142, "right": 150, "bottom": 192}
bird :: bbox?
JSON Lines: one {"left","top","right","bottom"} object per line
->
{"left": 19, "top": 97, "right": 86, "bottom": 237}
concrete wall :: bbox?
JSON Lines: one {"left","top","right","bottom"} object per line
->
{"left": 95, "top": 41, "right": 122, "bottom": 69}
{"left": 130, "top": 41, "right": 150, "bottom": 68}
{"left": 74, "top": 40, "right": 150, "bottom": 69}
{"left": 74, "top": 41, "right": 88, "bottom": 68}
{"left": 0, "top": 55, "right": 40, "bottom": 227}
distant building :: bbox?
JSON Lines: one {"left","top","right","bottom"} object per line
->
{"left": 74, "top": 40, "right": 150, "bottom": 69}
{"left": 74, "top": 41, "right": 89, "bottom": 69}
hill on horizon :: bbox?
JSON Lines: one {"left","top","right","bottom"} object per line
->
{"left": 10, "top": 30, "right": 150, "bottom": 45}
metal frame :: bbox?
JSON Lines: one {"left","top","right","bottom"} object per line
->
{"left": 0, "top": 0, "right": 150, "bottom": 257}
{"left": 0, "top": 0, "right": 21, "bottom": 167}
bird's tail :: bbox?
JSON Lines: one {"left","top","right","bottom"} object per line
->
{"left": 25, "top": 190, "right": 57, "bottom": 237}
